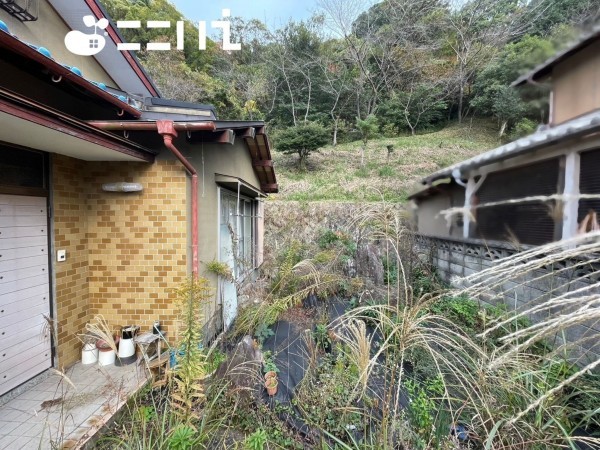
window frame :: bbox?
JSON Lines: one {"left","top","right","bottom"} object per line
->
{"left": 218, "top": 187, "right": 257, "bottom": 283}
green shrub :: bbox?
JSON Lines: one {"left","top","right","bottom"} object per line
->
{"left": 262, "top": 350, "right": 279, "bottom": 374}
{"left": 205, "top": 348, "right": 226, "bottom": 374}
{"left": 205, "top": 260, "right": 233, "bottom": 282}
{"left": 403, "top": 376, "right": 447, "bottom": 449}
{"left": 245, "top": 429, "right": 268, "bottom": 450}
{"left": 273, "top": 122, "right": 330, "bottom": 170}
{"left": 378, "top": 165, "right": 395, "bottom": 177}
{"left": 429, "top": 294, "right": 479, "bottom": 332}
{"left": 412, "top": 267, "right": 439, "bottom": 295}
{"left": 509, "top": 118, "right": 537, "bottom": 140}
{"left": 317, "top": 229, "right": 356, "bottom": 262}
{"left": 167, "top": 425, "right": 197, "bottom": 450}
{"left": 255, "top": 323, "right": 275, "bottom": 346}
{"left": 313, "top": 324, "right": 331, "bottom": 351}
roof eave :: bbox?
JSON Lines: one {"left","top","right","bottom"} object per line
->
{"left": 0, "top": 29, "right": 142, "bottom": 118}
{"left": 85, "top": 120, "right": 279, "bottom": 193}
{"left": 0, "top": 94, "right": 156, "bottom": 162}
{"left": 512, "top": 26, "right": 600, "bottom": 88}
{"left": 421, "top": 111, "right": 600, "bottom": 186}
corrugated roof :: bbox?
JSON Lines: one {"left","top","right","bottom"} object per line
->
{"left": 419, "top": 110, "right": 600, "bottom": 186}
{"left": 512, "top": 25, "right": 600, "bottom": 87}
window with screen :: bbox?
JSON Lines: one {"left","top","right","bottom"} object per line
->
{"left": 473, "top": 158, "right": 562, "bottom": 245}
{"left": 578, "top": 149, "right": 600, "bottom": 223}
{"left": 219, "top": 190, "right": 256, "bottom": 281}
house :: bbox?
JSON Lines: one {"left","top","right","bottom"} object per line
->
{"left": 0, "top": 0, "right": 277, "bottom": 398}
{"left": 409, "top": 27, "right": 600, "bottom": 358}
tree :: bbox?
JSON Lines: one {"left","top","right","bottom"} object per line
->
{"left": 317, "top": 40, "right": 356, "bottom": 145}
{"left": 266, "top": 17, "right": 326, "bottom": 127}
{"left": 379, "top": 84, "right": 448, "bottom": 135}
{"left": 356, "top": 114, "right": 378, "bottom": 167}
{"left": 471, "top": 34, "right": 555, "bottom": 135}
{"left": 444, "top": 0, "right": 533, "bottom": 123}
{"left": 526, "top": 0, "right": 600, "bottom": 36}
{"left": 274, "top": 123, "right": 330, "bottom": 170}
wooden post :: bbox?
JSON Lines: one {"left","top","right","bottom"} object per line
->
{"left": 463, "top": 177, "right": 475, "bottom": 238}
{"left": 463, "top": 174, "right": 487, "bottom": 239}
{"left": 561, "top": 151, "right": 581, "bottom": 245}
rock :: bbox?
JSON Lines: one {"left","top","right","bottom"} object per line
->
{"left": 216, "top": 335, "right": 261, "bottom": 393}
{"left": 356, "top": 242, "right": 384, "bottom": 285}
{"left": 303, "top": 293, "right": 318, "bottom": 308}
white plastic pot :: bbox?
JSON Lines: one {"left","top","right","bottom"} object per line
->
{"left": 98, "top": 349, "right": 116, "bottom": 366}
{"left": 82, "top": 343, "right": 99, "bottom": 365}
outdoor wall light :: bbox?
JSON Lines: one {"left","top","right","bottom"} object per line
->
{"left": 102, "top": 182, "right": 143, "bottom": 193}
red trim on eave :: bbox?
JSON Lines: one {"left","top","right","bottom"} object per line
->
{"left": 0, "top": 98, "right": 153, "bottom": 162}
{"left": 84, "top": 0, "right": 160, "bottom": 98}
{"left": 0, "top": 31, "right": 142, "bottom": 118}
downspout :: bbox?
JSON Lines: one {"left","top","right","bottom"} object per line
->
{"left": 156, "top": 120, "right": 199, "bottom": 278}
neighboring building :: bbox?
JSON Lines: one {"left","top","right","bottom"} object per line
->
{"left": 411, "top": 26, "right": 600, "bottom": 247}
{"left": 0, "top": 0, "right": 277, "bottom": 397}
{"left": 409, "top": 27, "right": 600, "bottom": 358}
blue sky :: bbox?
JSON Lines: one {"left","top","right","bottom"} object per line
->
{"left": 172, "top": 0, "right": 320, "bottom": 29}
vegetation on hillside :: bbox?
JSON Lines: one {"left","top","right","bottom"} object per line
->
{"left": 271, "top": 120, "right": 499, "bottom": 202}
{"left": 100, "top": 0, "right": 599, "bottom": 136}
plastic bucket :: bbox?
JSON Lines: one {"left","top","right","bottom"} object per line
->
{"left": 82, "top": 343, "right": 99, "bottom": 365}
{"left": 98, "top": 349, "right": 116, "bottom": 366}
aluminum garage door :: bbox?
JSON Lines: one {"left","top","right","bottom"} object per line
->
{"left": 0, "top": 194, "right": 52, "bottom": 396}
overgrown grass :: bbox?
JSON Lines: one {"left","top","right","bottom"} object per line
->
{"left": 270, "top": 119, "right": 499, "bottom": 203}
{"left": 323, "top": 204, "right": 600, "bottom": 449}
{"left": 97, "top": 203, "right": 600, "bottom": 450}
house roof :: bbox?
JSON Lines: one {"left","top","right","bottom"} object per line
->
{"left": 512, "top": 25, "right": 600, "bottom": 87}
{"left": 47, "top": 0, "right": 161, "bottom": 97}
{"left": 0, "top": 21, "right": 142, "bottom": 118}
{"left": 86, "top": 119, "right": 279, "bottom": 193}
{"left": 416, "top": 110, "right": 600, "bottom": 188}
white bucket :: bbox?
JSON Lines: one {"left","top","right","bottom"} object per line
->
{"left": 98, "top": 349, "right": 116, "bottom": 366}
{"left": 117, "top": 338, "right": 135, "bottom": 359}
{"left": 82, "top": 343, "right": 99, "bottom": 365}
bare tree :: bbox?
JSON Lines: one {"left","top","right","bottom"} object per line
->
{"left": 319, "top": 0, "right": 448, "bottom": 118}
{"left": 317, "top": 45, "right": 355, "bottom": 145}
{"left": 445, "top": 0, "right": 539, "bottom": 123}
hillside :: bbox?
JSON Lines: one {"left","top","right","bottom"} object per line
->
{"left": 269, "top": 120, "right": 500, "bottom": 203}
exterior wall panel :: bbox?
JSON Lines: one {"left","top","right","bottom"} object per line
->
{"left": 552, "top": 41, "right": 600, "bottom": 125}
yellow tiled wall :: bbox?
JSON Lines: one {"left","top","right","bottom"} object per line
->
{"left": 52, "top": 155, "right": 189, "bottom": 368}
{"left": 86, "top": 160, "right": 188, "bottom": 342}
{"left": 52, "top": 156, "right": 91, "bottom": 368}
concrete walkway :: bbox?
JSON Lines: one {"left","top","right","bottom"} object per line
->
{"left": 0, "top": 361, "right": 147, "bottom": 449}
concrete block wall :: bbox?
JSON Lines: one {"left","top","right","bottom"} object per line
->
{"left": 416, "top": 235, "right": 600, "bottom": 363}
